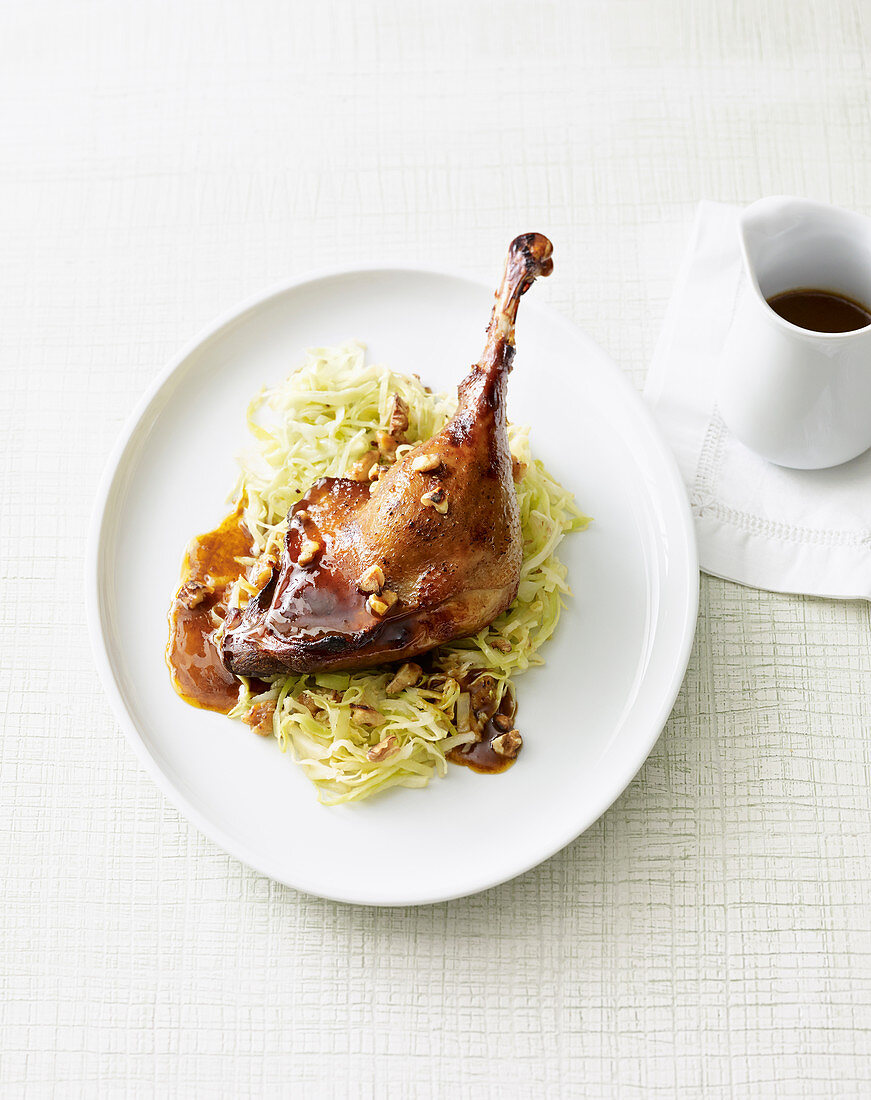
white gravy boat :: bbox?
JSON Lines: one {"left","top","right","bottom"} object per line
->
{"left": 718, "top": 196, "right": 871, "bottom": 469}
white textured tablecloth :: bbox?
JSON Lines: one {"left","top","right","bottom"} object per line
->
{"left": 2, "top": 2, "right": 871, "bottom": 1096}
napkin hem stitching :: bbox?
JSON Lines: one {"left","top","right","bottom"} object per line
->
{"left": 691, "top": 499, "right": 870, "bottom": 548}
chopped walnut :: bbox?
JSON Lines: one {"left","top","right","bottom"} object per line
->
{"left": 469, "top": 674, "right": 498, "bottom": 722}
{"left": 411, "top": 452, "right": 442, "bottom": 473}
{"left": 492, "top": 713, "right": 513, "bottom": 732}
{"left": 252, "top": 562, "right": 274, "bottom": 589}
{"left": 297, "top": 538, "right": 321, "bottom": 566}
{"left": 511, "top": 457, "right": 527, "bottom": 482}
{"left": 491, "top": 638, "right": 512, "bottom": 654}
{"left": 357, "top": 564, "right": 386, "bottom": 593}
{"left": 421, "top": 488, "right": 448, "bottom": 514}
{"left": 367, "top": 734, "right": 399, "bottom": 762}
{"left": 377, "top": 430, "right": 398, "bottom": 456}
{"left": 385, "top": 662, "right": 422, "bottom": 694}
{"left": 298, "top": 692, "right": 323, "bottom": 718}
{"left": 388, "top": 394, "right": 409, "bottom": 438}
{"left": 350, "top": 704, "right": 386, "bottom": 727}
{"left": 248, "top": 543, "right": 279, "bottom": 589}
{"left": 366, "top": 590, "right": 398, "bottom": 617}
{"left": 491, "top": 729, "right": 522, "bottom": 757}
{"left": 350, "top": 451, "right": 378, "bottom": 482}
{"left": 243, "top": 700, "right": 276, "bottom": 737}
{"left": 177, "top": 580, "right": 213, "bottom": 610}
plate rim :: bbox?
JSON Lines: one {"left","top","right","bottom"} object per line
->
{"left": 86, "top": 262, "right": 699, "bottom": 906}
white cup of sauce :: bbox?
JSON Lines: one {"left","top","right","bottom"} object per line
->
{"left": 718, "top": 196, "right": 871, "bottom": 470}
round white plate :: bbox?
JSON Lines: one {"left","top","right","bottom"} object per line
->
{"left": 88, "top": 266, "right": 698, "bottom": 906}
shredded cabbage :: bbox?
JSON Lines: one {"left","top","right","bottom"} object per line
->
{"left": 227, "top": 341, "right": 589, "bottom": 804}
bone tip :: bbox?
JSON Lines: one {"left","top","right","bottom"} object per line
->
{"left": 509, "top": 233, "right": 554, "bottom": 279}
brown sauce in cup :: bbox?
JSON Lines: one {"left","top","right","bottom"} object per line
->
{"left": 766, "top": 288, "right": 871, "bottom": 333}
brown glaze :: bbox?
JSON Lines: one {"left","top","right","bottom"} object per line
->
{"left": 223, "top": 477, "right": 438, "bottom": 672}
{"left": 166, "top": 504, "right": 253, "bottom": 713}
{"left": 766, "top": 288, "right": 871, "bottom": 333}
{"left": 223, "top": 233, "right": 554, "bottom": 678}
{"left": 168, "top": 503, "right": 522, "bottom": 773}
{"left": 447, "top": 682, "right": 518, "bottom": 774}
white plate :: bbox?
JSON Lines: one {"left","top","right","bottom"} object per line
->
{"left": 88, "top": 265, "right": 698, "bottom": 906}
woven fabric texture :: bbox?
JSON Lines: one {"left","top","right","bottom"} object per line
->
{"left": 2, "top": 1, "right": 870, "bottom": 1096}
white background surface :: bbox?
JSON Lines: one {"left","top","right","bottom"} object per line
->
{"left": 2, "top": 1, "right": 870, "bottom": 1096}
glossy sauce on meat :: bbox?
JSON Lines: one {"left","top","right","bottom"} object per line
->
{"left": 221, "top": 235, "right": 553, "bottom": 680}
{"left": 222, "top": 477, "right": 437, "bottom": 675}
{"left": 169, "top": 491, "right": 521, "bottom": 775}
{"left": 166, "top": 504, "right": 253, "bottom": 713}
{"left": 270, "top": 480, "right": 377, "bottom": 639}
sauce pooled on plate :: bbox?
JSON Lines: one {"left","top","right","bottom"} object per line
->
{"left": 168, "top": 500, "right": 521, "bottom": 771}
{"left": 166, "top": 504, "right": 257, "bottom": 713}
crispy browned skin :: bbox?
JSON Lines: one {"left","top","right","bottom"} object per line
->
{"left": 223, "top": 233, "right": 554, "bottom": 676}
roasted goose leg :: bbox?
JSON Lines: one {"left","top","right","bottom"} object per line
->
{"left": 223, "top": 233, "right": 554, "bottom": 676}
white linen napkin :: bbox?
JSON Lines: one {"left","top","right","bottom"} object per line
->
{"left": 644, "top": 201, "right": 871, "bottom": 601}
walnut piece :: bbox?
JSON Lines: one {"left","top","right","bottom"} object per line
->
{"left": 385, "top": 662, "right": 423, "bottom": 694}
{"left": 491, "top": 729, "right": 522, "bottom": 757}
{"left": 421, "top": 488, "right": 448, "bottom": 514}
{"left": 350, "top": 451, "right": 378, "bottom": 482}
{"left": 252, "top": 563, "right": 274, "bottom": 589}
{"left": 491, "top": 638, "right": 512, "bottom": 654}
{"left": 469, "top": 674, "right": 498, "bottom": 722}
{"left": 388, "top": 394, "right": 409, "bottom": 438}
{"left": 350, "top": 704, "right": 386, "bottom": 727}
{"left": 376, "top": 430, "right": 398, "bottom": 456}
{"left": 367, "top": 590, "right": 398, "bottom": 617}
{"left": 367, "top": 734, "right": 399, "bottom": 762}
{"left": 242, "top": 700, "right": 276, "bottom": 737}
{"left": 297, "top": 538, "right": 321, "bottom": 566}
{"left": 492, "top": 713, "right": 513, "bottom": 732}
{"left": 357, "top": 564, "right": 386, "bottom": 593}
{"left": 411, "top": 452, "right": 442, "bottom": 473}
{"left": 298, "top": 692, "right": 323, "bottom": 718}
